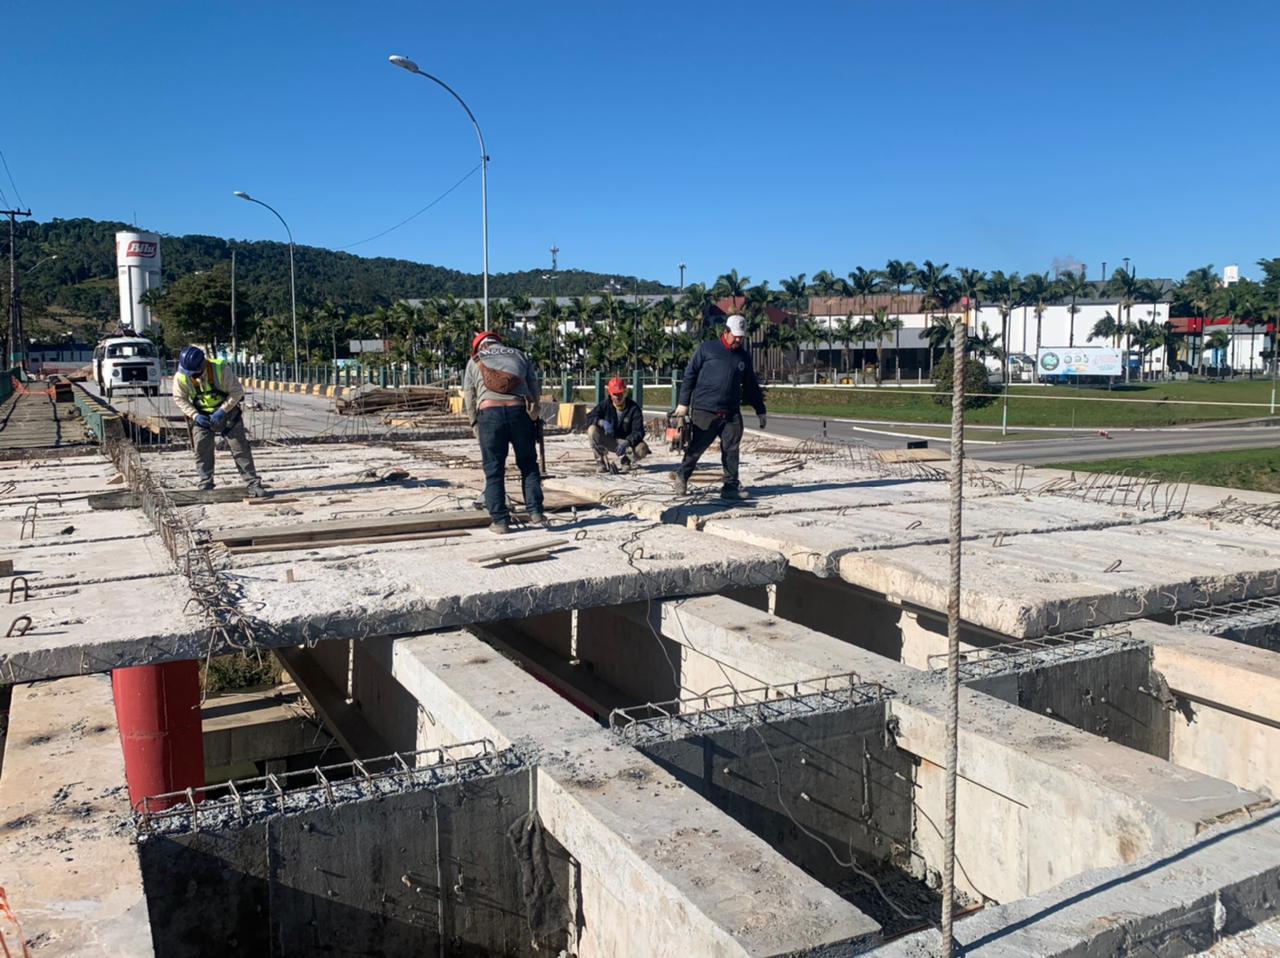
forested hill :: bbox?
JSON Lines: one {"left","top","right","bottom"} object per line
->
{"left": 12, "top": 217, "right": 671, "bottom": 334}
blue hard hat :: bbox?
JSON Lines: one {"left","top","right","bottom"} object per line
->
{"left": 178, "top": 345, "right": 206, "bottom": 374}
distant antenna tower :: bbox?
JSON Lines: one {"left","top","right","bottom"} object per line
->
{"left": 550, "top": 243, "right": 559, "bottom": 271}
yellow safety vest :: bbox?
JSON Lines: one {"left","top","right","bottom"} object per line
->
{"left": 176, "top": 360, "right": 229, "bottom": 415}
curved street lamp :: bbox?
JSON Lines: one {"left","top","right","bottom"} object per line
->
{"left": 389, "top": 54, "right": 490, "bottom": 331}
{"left": 233, "top": 191, "right": 299, "bottom": 381}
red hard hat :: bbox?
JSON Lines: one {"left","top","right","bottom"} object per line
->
{"left": 471, "top": 331, "right": 501, "bottom": 355}
{"left": 607, "top": 376, "right": 627, "bottom": 395}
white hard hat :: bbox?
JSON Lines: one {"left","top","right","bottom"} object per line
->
{"left": 726, "top": 315, "right": 747, "bottom": 336}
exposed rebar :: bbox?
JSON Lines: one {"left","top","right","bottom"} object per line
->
{"left": 940, "top": 311, "right": 968, "bottom": 956}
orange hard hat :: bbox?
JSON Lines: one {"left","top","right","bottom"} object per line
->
{"left": 607, "top": 376, "right": 627, "bottom": 396}
{"left": 471, "top": 331, "right": 501, "bottom": 355}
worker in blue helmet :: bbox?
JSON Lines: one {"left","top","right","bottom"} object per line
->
{"left": 172, "top": 345, "right": 265, "bottom": 496}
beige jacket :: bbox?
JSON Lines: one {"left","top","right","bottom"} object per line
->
{"left": 462, "top": 343, "right": 540, "bottom": 425}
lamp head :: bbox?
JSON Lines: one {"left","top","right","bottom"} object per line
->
{"left": 233, "top": 191, "right": 252, "bottom": 201}
{"left": 389, "top": 55, "right": 420, "bottom": 73}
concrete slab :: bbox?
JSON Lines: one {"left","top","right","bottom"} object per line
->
{"left": 0, "top": 676, "right": 152, "bottom": 957}
{"left": 701, "top": 495, "right": 1171, "bottom": 577}
{"left": 837, "top": 518, "right": 1280, "bottom": 637}
{"left": 0, "top": 515, "right": 785, "bottom": 682}
{"left": 389, "top": 628, "right": 882, "bottom": 957}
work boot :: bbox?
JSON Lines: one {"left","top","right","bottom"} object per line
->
{"left": 245, "top": 482, "right": 267, "bottom": 499}
{"left": 618, "top": 455, "right": 632, "bottom": 473}
{"left": 489, "top": 521, "right": 510, "bottom": 535}
{"left": 672, "top": 475, "right": 687, "bottom": 496}
{"left": 526, "top": 512, "right": 547, "bottom": 527}
{"left": 196, "top": 480, "right": 214, "bottom": 492}
{"left": 596, "top": 460, "right": 610, "bottom": 474}
{"left": 721, "top": 486, "right": 749, "bottom": 501}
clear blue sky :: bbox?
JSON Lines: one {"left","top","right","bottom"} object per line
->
{"left": 7, "top": 1, "right": 1279, "bottom": 287}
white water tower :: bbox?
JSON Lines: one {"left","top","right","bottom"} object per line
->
{"left": 116, "top": 230, "right": 162, "bottom": 332}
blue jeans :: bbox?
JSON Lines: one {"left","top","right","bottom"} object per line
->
{"left": 476, "top": 405, "right": 544, "bottom": 523}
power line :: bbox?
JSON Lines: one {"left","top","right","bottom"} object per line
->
{"left": 0, "top": 151, "right": 25, "bottom": 210}
{"left": 338, "top": 163, "right": 481, "bottom": 251}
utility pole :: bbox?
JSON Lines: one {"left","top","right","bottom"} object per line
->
{"left": 4, "top": 208, "right": 32, "bottom": 372}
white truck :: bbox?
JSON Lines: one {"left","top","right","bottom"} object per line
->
{"left": 94, "top": 336, "right": 162, "bottom": 400}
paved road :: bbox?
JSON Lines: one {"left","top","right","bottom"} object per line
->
{"left": 92, "top": 380, "right": 374, "bottom": 441}
{"left": 763, "top": 412, "right": 1280, "bottom": 465}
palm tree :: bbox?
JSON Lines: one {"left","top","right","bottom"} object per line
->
{"left": 969, "top": 322, "right": 1004, "bottom": 361}
{"left": 1206, "top": 328, "right": 1231, "bottom": 373}
{"left": 925, "top": 315, "right": 955, "bottom": 362}
{"left": 867, "top": 308, "right": 904, "bottom": 385}
{"left": 835, "top": 315, "right": 857, "bottom": 373}
{"left": 712, "top": 269, "right": 751, "bottom": 299}
{"left": 1057, "top": 270, "right": 1089, "bottom": 347}
{"left": 1178, "top": 265, "right": 1218, "bottom": 374}
{"left": 1107, "top": 268, "right": 1141, "bottom": 382}
{"left": 781, "top": 274, "right": 809, "bottom": 339}
{"left": 798, "top": 316, "right": 825, "bottom": 372}
{"left": 984, "top": 271, "right": 1020, "bottom": 386}
{"left": 1021, "top": 273, "right": 1053, "bottom": 377}
{"left": 848, "top": 266, "right": 882, "bottom": 320}
{"left": 1088, "top": 313, "right": 1120, "bottom": 346}
{"left": 886, "top": 259, "right": 918, "bottom": 380}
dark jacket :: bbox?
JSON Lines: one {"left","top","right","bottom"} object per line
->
{"left": 678, "top": 337, "right": 766, "bottom": 416}
{"left": 586, "top": 397, "right": 645, "bottom": 444}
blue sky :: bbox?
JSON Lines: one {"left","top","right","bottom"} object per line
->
{"left": 7, "top": 1, "right": 1279, "bottom": 287}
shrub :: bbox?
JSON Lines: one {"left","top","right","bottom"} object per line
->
{"left": 932, "top": 354, "right": 997, "bottom": 408}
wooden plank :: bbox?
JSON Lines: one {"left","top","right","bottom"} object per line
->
{"left": 467, "top": 538, "right": 569, "bottom": 565}
{"left": 226, "top": 529, "right": 468, "bottom": 555}
{"left": 877, "top": 448, "right": 950, "bottom": 463}
{"left": 243, "top": 496, "right": 301, "bottom": 506}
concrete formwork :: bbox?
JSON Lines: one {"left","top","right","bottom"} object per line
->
{"left": 137, "top": 763, "right": 571, "bottom": 958}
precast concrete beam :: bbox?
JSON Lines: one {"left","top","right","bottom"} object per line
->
{"left": 873, "top": 804, "right": 1280, "bottom": 958}
{"left": 390, "top": 628, "right": 881, "bottom": 958}
{"left": 1133, "top": 620, "right": 1280, "bottom": 796}
{"left": 891, "top": 685, "right": 1269, "bottom": 902}
{"left": 0, "top": 676, "right": 153, "bottom": 957}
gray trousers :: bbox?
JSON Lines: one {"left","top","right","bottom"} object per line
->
{"left": 192, "top": 413, "right": 260, "bottom": 486}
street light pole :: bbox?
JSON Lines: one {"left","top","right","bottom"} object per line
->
{"left": 233, "top": 192, "right": 298, "bottom": 381}
{"left": 678, "top": 262, "right": 686, "bottom": 290}
{"left": 390, "top": 55, "right": 490, "bottom": 331}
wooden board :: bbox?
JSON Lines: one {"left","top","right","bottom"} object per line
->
{"left": 876, "top": 448, "right": 950, "bottom": 463}
{"left": 227, "top": 529, "right": 468, "bottom": 554}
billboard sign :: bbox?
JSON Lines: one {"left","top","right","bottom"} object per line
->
{"left": 124, "top": 240, "right": 158, "bottom": 258}
{"left": 1037, "top": 347, "right": 1122, "bottom": 377}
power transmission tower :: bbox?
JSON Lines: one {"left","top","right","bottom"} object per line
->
{"left": 3, "top": 207, "right": 32, "bottom": 370}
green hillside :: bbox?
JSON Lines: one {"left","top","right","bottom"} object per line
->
{"left": 7, "top": 217, "right": 671, "bottom": 339}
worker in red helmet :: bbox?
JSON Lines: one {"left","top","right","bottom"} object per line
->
{"left": 586, "top": 377, "right": 650, "bottom": 473}
{"left": 463, "top": 330, "right": 545, "bottom": 533}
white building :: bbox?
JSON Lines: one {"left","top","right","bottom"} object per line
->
{"left": 807, "top": 291, "right": 1172, "bottom": 378}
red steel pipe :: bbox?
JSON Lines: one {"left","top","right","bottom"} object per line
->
{"left": 111, "top": 660, "right": 205, "bottom": 810}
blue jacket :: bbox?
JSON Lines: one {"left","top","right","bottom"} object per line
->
{"left": 678, "top": 337, "right": 766, "bottom": 416}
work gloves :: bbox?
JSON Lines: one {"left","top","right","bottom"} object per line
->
{"left": 673, "top": 404, "right": 688, "bottom": 418}
{"left": 615, "top": 440, "right": 630, "bottom": 457}
{"left": 758, "top": 414, "right": 767, "bottom": 429}
{"left": 211, "top": 409, "right": 226, "bottom": 427}
{"left": 194, "top": 414, "right": 213, "bottom": 429}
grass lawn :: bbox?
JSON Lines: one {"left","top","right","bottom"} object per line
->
{"left": 615, "top": 380, "right": 1280, "bottom": 429}
{"left": 1042, "top": 447, "right": 1280, "bottom": 494}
